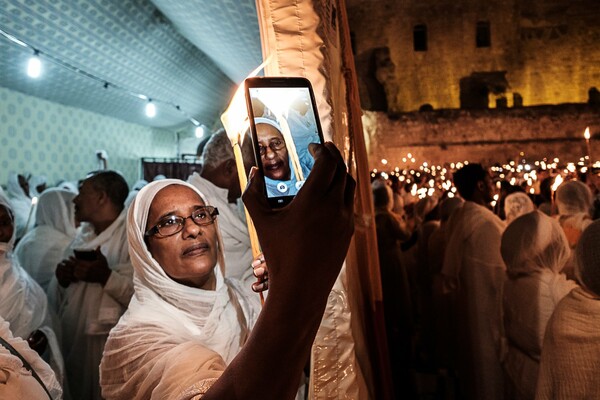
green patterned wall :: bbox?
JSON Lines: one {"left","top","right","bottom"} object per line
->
{"left": 0, "top": 86, "right": 176, "bottom": 187}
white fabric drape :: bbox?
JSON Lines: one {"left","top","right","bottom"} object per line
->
{"left": 187, "top": 173, "right": 254, "bottom": 286}
{"left": 100, "top": 179, "right": 260, "bottom": 400}
{"left": 15, "top": 189, "right": 77, "bottom": 291}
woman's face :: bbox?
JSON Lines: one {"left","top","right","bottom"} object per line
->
{"left": 257, "top": 123, "right": 291, "bottom": 181}
{"left": 146, "top": 185, "right": 218, "bottom": 289}
{"left": 0, "top": 206, "right": 14, "bottom": 243}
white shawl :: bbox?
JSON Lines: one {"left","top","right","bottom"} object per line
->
{"left": 14, "top": 189, "right": 77, "bottom": 292}
{"left": 100, "top": 179, "right": 260, "bottom": 400}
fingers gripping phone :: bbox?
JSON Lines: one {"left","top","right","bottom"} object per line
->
{"left": 244, "top": 77, "right": 325, "bottom": 208}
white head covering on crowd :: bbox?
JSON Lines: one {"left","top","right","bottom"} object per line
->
{"left": 504, "top": 192, "right": 535, "bottom": 225}
{"left": 29, "top": 175, "right": 47, "bottom": 197}
{"left": 6, "top": 173, "right": 33, "bottom": 240}
{"left": 100, "top": 179, "right": 260, "bottom": 399}
{"left": 501, "top": 211, "right": 571, "bottom": 278}
{"left": 14, "top": 189, "right": 77, "bottom": 291}
{"left": 556, "top": 180, "right": 593, "bottom": 217}
{"left": 576, "top": 219, "right": 600, "bottom": 295}
{"left": 57, "top": 180, "right": 78, "bottom": 194}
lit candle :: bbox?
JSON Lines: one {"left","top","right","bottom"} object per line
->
{"left": 220, "top": 61, "right": 269, "bottom": 303}
{"left": 550, "top": 174, "right": 564, "bottom": 215}
{"left": 584, "top": 127, "right": 593, "bottom": 167}
{"left": 24, "top": 196, "right": 38, "bottom": 236}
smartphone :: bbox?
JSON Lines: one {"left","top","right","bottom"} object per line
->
{"left": 73, "top": 249, "right": 97, "bottom": 261}
{"left": 245, "top": 77, "right": 325, "bottom": 208}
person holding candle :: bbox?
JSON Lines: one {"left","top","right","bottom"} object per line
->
{"left": 100, "top": 142, "right": 355, "bottom": 400}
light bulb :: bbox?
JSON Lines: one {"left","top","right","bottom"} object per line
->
{"left": 145, "top": 101, "right": 156, "bottom": 118}
{"left": 195, "top": 125, "right": 204, "bottom": 138}
{"left": 27, "top": 54, "right": 41, "bottom": 78}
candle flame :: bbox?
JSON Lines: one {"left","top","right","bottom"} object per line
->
{"left": 31, "top": 196, "right": 38, "bottom": 205}
{"left": 584, "top": 127, "right": 591, "bottom": 140}
{"left": 220, "top": 57, "right": 272, "bottom": 145}
{"left": 551, "top": 174, "right": 563, "bottom": 192}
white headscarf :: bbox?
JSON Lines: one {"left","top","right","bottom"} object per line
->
{"left": 576, "top": 219, "right": 600, "bottom": 295}
{"left": 556, "top": 180, "right": 593, "bottom": 217}
{"left": 6, "top": 173, "right": 34, "bottom": 240}
{"left": 106, "top": 178, "right": 258, "bottom": 361}
{"left": 501, "top": 211, "right": 571, "bottom": 278}
{"left": 504, "top": 192, "right": 535, "bottom": 224}
{"left": 14, "top": 189, "right": 77, "bottom": 291}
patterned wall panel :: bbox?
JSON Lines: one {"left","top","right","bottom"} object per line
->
{"left": 0, "top": 0, "right": 241, "bottom": 128}
{"left": 0, "top": 86, "right": 176, "bottom": 187}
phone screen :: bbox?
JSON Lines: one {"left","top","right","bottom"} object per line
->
{"left": 245, "top": 77, "right": 324, "bottom": 207}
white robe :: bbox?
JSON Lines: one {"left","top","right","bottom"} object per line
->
{"left": 536, "top": 287, "right": 600, "bottom": 399}
{"left": 442, "top": 201, "right": 506, "bottom": 400}
{"left": 50, "top": 210, "right": 133, "bottom": 400}
{"left": 100, "top": 179, "right": 260, "bottom": 400}
{"left": 502, "top": 270, "right": 577, "bottom": 399}
{"left": 188, "top": 173, "right": 254, "bottom": 286}
{"left": 0, "top": 194, "right": 65, "bottom": 394}
{"left": 0, "top": 317, "right": 62, "bottom": 399}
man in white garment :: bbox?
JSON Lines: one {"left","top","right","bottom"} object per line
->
{"left": 441, "top": 163, "right": 506, "bottom": 400}
{"left": 188, "top": 129, "right": 256, "bottom": 286}
{"left": 52, "top": 170, "right": 133, "bottom": 400}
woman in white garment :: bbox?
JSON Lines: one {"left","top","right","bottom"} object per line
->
{"left": 536, "top": 219, "right": 600, "bottom": 399}
{"left": 500, "top": 211, "right": 577, "bottom": 400}
{"left": 14, "top": 189, "right": 77, "bottom": 292}
{"left": 100, "top": 142, "right": 355, "bottom": 400}
{"left": 0, "top": 192, "right": 65, "bottom": 393}
{"left": 6, "top": 173, "right": 34, "bottom": 241}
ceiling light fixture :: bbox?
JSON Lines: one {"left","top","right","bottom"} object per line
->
{"left": 27, "top": 50, "right": 41, "bottom": 78}
{"left": 145, "top": 100, "right": 156, "bottom": 118}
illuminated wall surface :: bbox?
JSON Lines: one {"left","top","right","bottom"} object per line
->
{"left": 348, "top": 0, "right": 600, "bottom": 113}
{"left": 0, "top": 86, "right": 176, "bottom": 187}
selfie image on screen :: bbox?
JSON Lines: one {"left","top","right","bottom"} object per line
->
{"left": 249, "top": 87, "right": 322, "bottom": 198}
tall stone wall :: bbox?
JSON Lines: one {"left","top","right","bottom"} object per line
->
{"left": 364, "top": 104, "right": 600, "bottom": 169}
{"left": 347, "top": 0, "right": 600, "bottom": 113}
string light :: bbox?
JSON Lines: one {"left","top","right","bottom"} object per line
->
{"left": 0, "top": 27, "right": 203, "bottom": 129}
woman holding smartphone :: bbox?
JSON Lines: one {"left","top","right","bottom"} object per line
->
{"left": 100, "top": 143, "right": 355, "bottom": 400}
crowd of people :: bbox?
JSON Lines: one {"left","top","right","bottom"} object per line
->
{"left": 0, "top": 139, "right": 355, "bottom": 399}
{"left": 372, "top": 160, "right": 600, "bottom": 399}
{"left": 0, "top": 136, "right": 599, "bottom": 400}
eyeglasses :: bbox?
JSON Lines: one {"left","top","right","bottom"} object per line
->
{"left": 259, "top": 138, "right": 285, "bottom": 156}
{"left": 145, "top": 206, "right": 219, "bottom": 238}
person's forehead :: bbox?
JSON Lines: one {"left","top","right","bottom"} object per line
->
{"left": 0, "top": 206, "right": 10, "bottom": 219}
{"left": 256, "top": 123, "right": 282, "bottom": 139}
{"left": 151, "top": 185, "right": 204, "bottom": 212}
